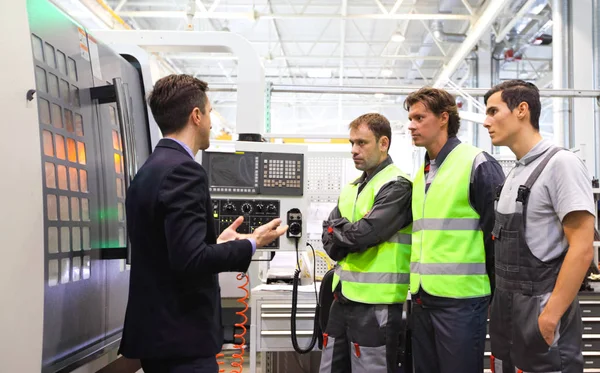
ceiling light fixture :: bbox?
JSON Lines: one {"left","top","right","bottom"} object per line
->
{"left": 391, "top": 33, "right": 406, "bottom": 43}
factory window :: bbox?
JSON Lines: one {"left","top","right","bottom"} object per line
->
{"left": 81, "top": 198, "right": 89, "bottom": 221}
{"left": 72, "top": 227, "right": 81, "bottom": 251}
{"left": 57, "top": 165, "right": 67, "bottom": 190}
{"left": 77, "top": 142, "right": 86, "bottom": 165}
{"left": 80, "top": 170, "right": 88, "bottom": 193}
{"left": 67, "top": 58, "right": 77, "bottom": 81}
{"left": 39, "top": 99, "right": 51, "bottom": 125}
{"left": 118, "top": 227, "right": 126, "bottom": 247}
{"left": 114, "top": 153, "right": 122, "bottom": 174}
{"left": 55, "top": 134, "right": 66, "bottom": 160}
{"left": 69, "top": 167, "right": 79, "bottom": 192}
{"left": 112, "top": 130, "right": 121, "bottom": 150}
{"left": 48, "top": 260, "right": 59, "bottom": 287}
{"left": 71, "top": 197, "right": 80, "bottom": 221}
{"left": 51, "top": 104, "right": 62, "bottom": 129}
{"left": 118, "top": 202, "right": 124, "bottom": 222}
{"left": 60, "top": 227, "right": 70, "bottom": 252}
{"left": 60, "top": 79, "right": 69, "bottom": 104}
{"left": 44, "top": 43, "right": 56, "bottom": 69}
{"left": 47, "top": 194, "right": 57, "bottom": 221}
{"left": 48, "top": 227, "right": 58, "bottom": 254}
{"left": 74, "top": 114, "right": 83, "bottom": 136}
{"left": 61, "top": 258, "right": 70, "bottom": 284}
{"left": 43, "top": 130, "right": 54, "bottom": 157}
{"left": 67, "top": 138, "right": 77, "bottom": 163}
{"left": 35, "top": 67, "right": 47, "bottom": 93}
{"left": 48, "top": 73, "right": 59, "bottom": 98}
{"left": 56, "top": 50, "right": 67, "bottom": 76}
{"left": 45, "top": 162, "right": 56, "bottom": 189}
{"left": 72, "top": 257, "right": 81, "bottom": 282}
{"left": 109, "top": 106, "right": 117, "bottom": 125}
{"left": 82, "top": 256, "right": 90, "bottom": 280}
{"left": 72, "top": 86, "right": 80, "bottom": 107}
{"left": 31, "top": 34, "right": 44, "bottom": 61}
{"left": 82, "top": 227, "right": 90, "bottom": 251}
{"left": 59, "top": 195, "right": 69, "bottom": 221}
{"left": 116, "top": 178, "right": 123, "bottom": 198}
{"left": 64, "top": 109, "right": 73, "bottom": 133}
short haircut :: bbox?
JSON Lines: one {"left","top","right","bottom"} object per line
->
{"left": 148, "top": 74, "right": 209, "bottom": 135}
{"left": 484, "top": 80, "right": 541, "bottom": 130}
{"left": 348, "top": 113, "right": 392, "bottom": 150}
{"left": 403, "top": 87, "right": 461, "bottom": 138}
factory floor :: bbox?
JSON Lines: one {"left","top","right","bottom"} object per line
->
{"left": 135, "top": 353, "right": 257, "bottom": 372}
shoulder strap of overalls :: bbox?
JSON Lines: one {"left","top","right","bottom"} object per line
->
{"left": 519, "top": 146, "right": 564, "bottom": 229}
{"left": 518, "top": 146, "right": 564, "bottom": 204}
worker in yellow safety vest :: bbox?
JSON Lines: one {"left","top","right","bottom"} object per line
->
{"left": 319, "top": 113, "right": 412, "bottom": 373}
{"left": 405, "top": 88, "right": 505, "bottom": 373}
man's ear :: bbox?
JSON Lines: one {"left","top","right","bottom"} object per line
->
{"left": 191, "top": 107, "right": 201, "bottom": 125}
{"left": 517, "top": 101, "right": 529, "bottom": 120}
{"left": 440, "top": 112, "right": 449, "bottom": 126}
{"left": 379, "top": 136, "right": 390, "bottom": 152}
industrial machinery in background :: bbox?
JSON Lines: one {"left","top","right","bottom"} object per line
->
{"left": 25, "top": 0, "right": 152, "bottom": 371}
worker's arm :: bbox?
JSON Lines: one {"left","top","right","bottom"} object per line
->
{"left": 470, "top": 152, "right": 506, "bottom": 297}
{"left": 538, "top": 211, "right": 595, "bottom": 344}
{"left": 537, "top": 152, "right": 596, "bottom": 345}
{"left": 322, "top": 204, "right": 349, "bottom": 261}
{"left": 326, "top": 176, "right": 412, "bottom": 254}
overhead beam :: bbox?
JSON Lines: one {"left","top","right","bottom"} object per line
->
{"left": 461, "top": 0, "right": 474, "bottom": 15}
{"left": 340, "top": 0, "right": 348, "bottom": 85}
{"left": 433, "top": 0, "right": 511, "bottom": 87}
{"left": 168, "top": 54, "right": 449, "bottom": 61}
{"left": 390, "top": 0, "right": 405, "bottom": 14}
{"left": 495, "top": 0, "right": 538, "bottom": 43}
{"left": 117, "top": 11, "right": 473, "bottom": 20}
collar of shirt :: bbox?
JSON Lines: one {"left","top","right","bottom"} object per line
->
{"left": 352, "top": 155, "right": 394, "bottom": 185}
{"left": 164, "top": 137, "right": 195, "bottom": 159}
{"left": 516, "top": 139, "right": 553, "bottom": 166}
{"left": 424, "top": 136, "right": 461, "bottom": 169}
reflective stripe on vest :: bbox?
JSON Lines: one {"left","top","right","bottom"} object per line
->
{"left": 410, "top": 143, "right": 490, "bottom": 299}
{"left": 332, "top": 163, "right": 412, "bottom": 304}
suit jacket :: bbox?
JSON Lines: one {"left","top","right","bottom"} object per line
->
{"left": 119, "top": 138, "right": 253, "bottom": 359}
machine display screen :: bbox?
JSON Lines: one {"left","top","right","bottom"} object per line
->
{"left": 203, "top": 152, "right": 260, "bottom": 194}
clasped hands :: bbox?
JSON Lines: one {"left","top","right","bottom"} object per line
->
{"left": 217, "top": 216, "right": 288, "bottom": 248}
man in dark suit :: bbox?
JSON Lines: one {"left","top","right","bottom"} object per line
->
{"left": 119, "top": 74, "right": 287, "bottom": 373}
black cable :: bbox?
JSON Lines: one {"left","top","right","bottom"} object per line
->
{"left": 306, "top": 242, "right": 319, "bottom": 307}
{"left": 290, "top": 237, "right": 318, "bottom": 354}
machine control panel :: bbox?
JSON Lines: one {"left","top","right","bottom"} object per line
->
{"left": 261, "top": 152, "right": 304, "bottom": 196}
{"left": 212, "top": 199, "right": 281, "bottom": 249}
{"left": 203, "top": 151, "right": 304, "bottom": 196}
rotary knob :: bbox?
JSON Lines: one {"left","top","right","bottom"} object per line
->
{"left": 224, "top": 202, "right": 235, "bottom": 213}
{"left": 266, "top": 204, "right": 277, "bottom": 214}
{"left": 255, "top": 203, "right": 264, "bottom": 213}
{"left": 241, "top": 203, "right": 252, "bottom": 214}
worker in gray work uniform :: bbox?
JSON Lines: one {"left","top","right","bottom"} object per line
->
{"left": 319, "top": 113, "right": 412, "bottom": 373}
{"left": 484, "top": 79, "right": 596, "bottom": 372}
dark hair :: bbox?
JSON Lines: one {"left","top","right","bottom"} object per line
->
{"left": 484, "top": 80, "right": 541, "bottom": 130}
{"left": 148, "top": 74, "right": 209, "bottom": 135}
{"left": 349, "top": 113, "right": 392, "bottom": 150}
{"left": 403, "top": 87, "right": 460, "bottom": 137}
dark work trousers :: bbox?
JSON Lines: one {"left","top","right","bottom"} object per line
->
{"left": 490, "top": 146, "right": 583, "bottom": 373}
{"left": 411, "top": 291, "right": 490, "bottom": 373}
{"left": 319, "top": 297, "right": 405, "bottom": 373}
{"left": 140, "top": 355, "right": 218, "bottom": 373}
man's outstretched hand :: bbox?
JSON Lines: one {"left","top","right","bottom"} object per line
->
{"left": 247, "top": 218, "right": 288, "bottom": 248}
{"left": 216, "top": 216, "right": 288, "bottom": 248}
{"left": 217, "top": 216, "right": 245, "bottom": 244}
